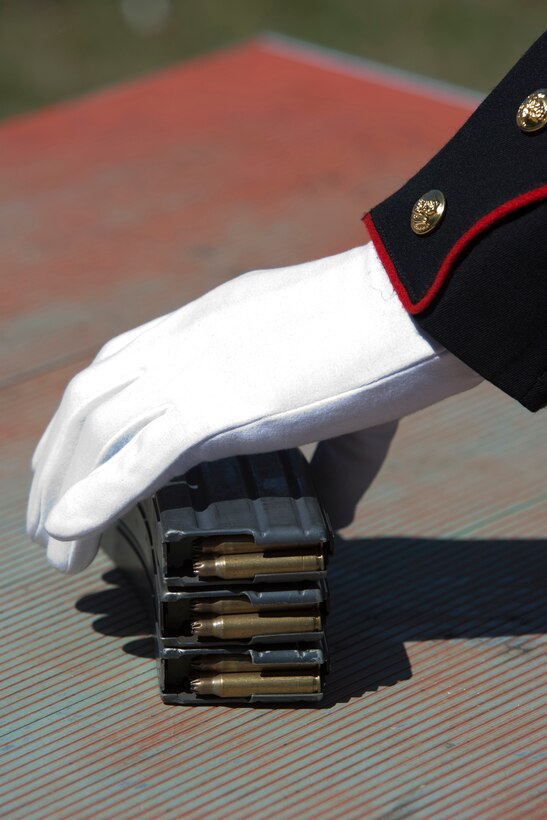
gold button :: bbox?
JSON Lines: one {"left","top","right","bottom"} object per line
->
{"left": 411, "top": 190, "right": 446, "bottom": 235}
{"left": 516, "top": 89, "right": 547, "bottom": 133}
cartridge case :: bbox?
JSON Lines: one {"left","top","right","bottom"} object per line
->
{"left": 192, "top": 612, "right": 321, "bottom": 639}
{"left": 193, "top": 551, "right": 325, "bottom": 579}
{"left": 190, "top": 598, "right": 258, "bottom": 615}
{"left": 191, "top": 673, "right": 321, "bottom": 697}
{"left": 197, "top": 539, "right": 320, "bottom": 555}
{"left": 190, "top": 598, "right": 320, "bottom": 615}
{"left": 190, "top": 656, "right": 317, "bottom": 673}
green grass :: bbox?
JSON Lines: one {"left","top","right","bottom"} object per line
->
{"left": 0, "top": 0, "right": 544, "bottom": 119}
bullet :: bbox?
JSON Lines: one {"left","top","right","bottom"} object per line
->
{"left": 193, "top": 551, "right": 325, "bottom": 579}
{"left": 196, "top": 539, "right": 320, "bottom": 555}
{"left": 190, "top": 656, "right": 318, "bottom": 673}
{"left": 191, "top": 673, "right": 321, "bottom": 697}
{"left": 191, "top": 612, "right": 321, "bottom": 639}
{"left": 190, "top": 598, "right": 320, "bottom": 615}
{"left": 190, "top": 598, "right": 258, "bottom": 615}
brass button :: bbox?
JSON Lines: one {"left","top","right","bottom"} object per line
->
{"left": 411, "top": 190, "right": 446, "bottom": 235}
{"left": 516, "top": 89, "right": 547, "bottom": 133}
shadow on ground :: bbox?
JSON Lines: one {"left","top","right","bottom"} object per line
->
{"left": 76, "top": 535, "right": 547, "bottom": 707}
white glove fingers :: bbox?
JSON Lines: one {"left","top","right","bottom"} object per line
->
{"left": 27, "top": 483, "right": 48, "bottom": 548}
{"left": 28, "top": 372, "right": 141, "bottom": 539}
{"left": 33, "top": 396, "right": 169, "bottom": 548}
{"left": 31, "top": 363, "right": 140, "bottom": 477}
{"left": 45, "top": 407, "right": 180, "bottom": 540}
{"left": 32, "top": 319, "right": 166, "bottom": 474}
{"left": 310, "top": 421, "right": 399, "bottom": 530}
{"left": 92, "top": 314, "right": 168, "bottom": 364}
{"left": 46, "top": 535, "right": 100, "bottom": 574}
{"left": 31, "top": 413, "right": 58, "bottom": 472}
{"left": 27, "top": 474, "right": 46, "bottom": 544}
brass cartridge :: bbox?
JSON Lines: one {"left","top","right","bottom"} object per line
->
{"left": 190, "top": 598, "right": 320, "bottom": 615}
{"left": 191, "top": 672, "right": 321, "bottom": 697}
{"left": 190, "top": 598, "right": 258, "bottom": 615}
{"left": 190, "top": 656, "right": 318, "bottom": 673}
{"left": 192, "top": 611, "right": 321, "bottom": 639}
{"left": 196, "top": 539, "right": 321, "bottom": 556}
{"left": 193, "top": 551, "right": 325, "bottom": 579}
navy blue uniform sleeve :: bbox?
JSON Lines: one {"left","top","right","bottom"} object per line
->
{"left": 364, "top": 32, "right": 547, "bottom": 411}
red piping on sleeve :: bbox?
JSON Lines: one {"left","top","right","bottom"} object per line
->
{"left": 363, "top": 185, "right": 547, "bottom": 315}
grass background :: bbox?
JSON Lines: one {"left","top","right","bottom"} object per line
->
{"left": 0, "top": 0, "right": 544, "bottom": 119}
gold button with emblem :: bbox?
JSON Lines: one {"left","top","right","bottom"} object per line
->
{"left": 516, "top": 89, "right": 547, "bottom": 133}
{"left": 410, "top": 189, "right": 446, "bottom": 235}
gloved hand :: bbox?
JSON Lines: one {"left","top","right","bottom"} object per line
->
{"left": 27, "top": 242, "right": 481, "bottom": 573}
{"left": 310, "top": 420, "right": 399, "bottom": 531}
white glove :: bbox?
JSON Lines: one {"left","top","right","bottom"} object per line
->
{"left": 309, "top": 420, "right": 399, "bottom": 531}
{"left": 27, "top": 242, "right": 481, "bottom": 573}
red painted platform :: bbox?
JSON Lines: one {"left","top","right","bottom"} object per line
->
{"left": 1, "top": 36, "right": 545, "bottom": 818}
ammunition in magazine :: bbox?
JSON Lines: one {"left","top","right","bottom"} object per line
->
{"left": 190, "top": 656, "right": 317, "bottom": 674}
{"left": 190, "top": 598, "right": 320, "bottom": 615}
{"left": 196, "top": 539, "right": 320, "bottom": 556}
{"left": 190, "top": 598, "right": 258, "bottom": 615}
{"left": 191, "top": 673, "right": 321, "bottom": 697}
{"left": 192, "top": 551, "right": 325, "bottom": 579}
{"left": 191, "top": 611, "right": 321, "bottom": 639}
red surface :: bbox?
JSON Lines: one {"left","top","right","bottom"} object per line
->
{"left": 0, "top": 40, "right": 473, "bottom": 384}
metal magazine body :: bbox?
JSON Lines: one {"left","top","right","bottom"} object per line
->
{"left": 102, "top": 449, "right": 333, "bottom": 705}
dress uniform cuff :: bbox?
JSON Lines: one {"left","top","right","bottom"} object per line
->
{"left": 364, "top": 32, "right": 547, "bottom": 411}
